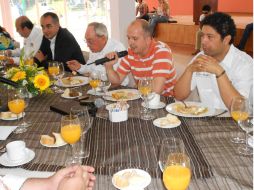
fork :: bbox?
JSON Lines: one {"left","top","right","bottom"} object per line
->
{"left": 181, "top": 100, "right": 189, "bottom": 108}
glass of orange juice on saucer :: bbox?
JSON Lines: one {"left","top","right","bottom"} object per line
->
{"left": 159, "top": 138, "right": 191, "bottom": 190}
{"left": 61, "top": 115, "right": 82, "bottom": 166}
{"left": 89, "top": 71, "right": 101, "bottom": 95}
{"left": 8, "top": 87, "right": 28, "bottom": 134}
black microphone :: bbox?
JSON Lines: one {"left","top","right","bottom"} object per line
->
{"left": 87, "top": 51, "right": 128, "bottom": 65}
{"left": 0, "top": 77, "right": 19, "bottom": 88}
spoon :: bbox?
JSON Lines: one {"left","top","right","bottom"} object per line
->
{"left": 181, "top": 100, "right": 189, "bottom": 108}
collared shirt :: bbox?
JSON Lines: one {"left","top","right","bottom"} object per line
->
{"left": 49, "top": 35, "right": 57, "bottom": 60}
{"left": 77, "top": 38, "right": 129, "bottom": 86}
{"left": 117, "top": 40, "right": 177, "bottom": 96}
{"left": 11, "top": 26, "right": 43, "bottom": 64}
{"left": 191, "top": 45, "right": 253, "bottom": 110}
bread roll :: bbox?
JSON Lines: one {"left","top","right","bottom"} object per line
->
{"left": 41, "top": 135, "right": 55, "bottom": 145}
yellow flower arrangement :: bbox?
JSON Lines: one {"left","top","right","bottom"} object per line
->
{"left": 6, "top": 63, "right": 51, "bottom": 96}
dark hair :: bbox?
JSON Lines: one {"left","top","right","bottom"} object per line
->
{"left": 0, "top": 26, "right": 11, "bottom": 39}
{"left": 41, "top": 12, "right": 59, "bottom": 23}
{"left": 201, "top": 12, "right": 236, "bottom": 44}
{"left": 202, "top": 4, "right": 211, "bottom": 12}
{"left": 21, "top": 20, "right": 34, "bottom": 30}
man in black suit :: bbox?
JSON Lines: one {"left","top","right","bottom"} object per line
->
{"left": 35, "top": 12, "right": 85, "bottom": 72}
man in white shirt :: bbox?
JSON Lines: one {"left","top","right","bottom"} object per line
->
{"left": 6, "top": 16, "right": 43, "bottom": 64}
{"left": 67, "top": 22, "right": 129, "bottom": 86}
{"left": 174, "top": 12, "right": 253, "bottom": 110}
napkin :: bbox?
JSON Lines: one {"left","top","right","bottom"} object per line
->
{"left": 0, "top": 126, "right": 17, "bottom": 140}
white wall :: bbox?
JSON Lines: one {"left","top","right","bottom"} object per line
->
{"left": 109, "top": 0, "right": 136, "bottom": 47}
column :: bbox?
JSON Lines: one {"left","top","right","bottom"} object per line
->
{"left": 109, "top": 0, "right": 135, "bottom": 47}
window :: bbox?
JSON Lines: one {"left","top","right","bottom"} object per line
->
{"left": 7, "top": 0, "right": 110, "bottom": 51}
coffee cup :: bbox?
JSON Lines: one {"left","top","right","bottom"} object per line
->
{"left": 149, "top": 93, "right": 160, "bottom": 107}
{"left": 6, "top": 141, "right": 27, "bottom": 162}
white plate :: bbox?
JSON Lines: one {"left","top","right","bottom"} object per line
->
{"left": 141, "top": 102, "right": 166, "bottom": 109}
{"left": 0, "top": 112, "right": 25, "bottom": 121}
{"left": 166, "top": 101, "right": 215, "bottom": 117}
{"left": 40, "top": 140, "right": 67, "bottom": 148}
{"left": 61, "top": 92, "right": 82, "bottom": 99}
{"left": 103, "top": 89, "right": 140, "bottom": 102}
{"left": 153, "top": 118, "right": 181, "bottom": 129}
{"left": 112, "top": 168, "right": 151, "bottom": 190}
{"left": 56, "top": 76, "right": 89, "bottom": 87}
{"left": 0, "top": 148, "right": 35, "bottom": 167}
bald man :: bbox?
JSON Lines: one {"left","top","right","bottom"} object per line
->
{"left": 105, "top": 19, "right": 176, "bottom": 96}
{"left": 7, "top": 16, "right": 43, "bottom": 64}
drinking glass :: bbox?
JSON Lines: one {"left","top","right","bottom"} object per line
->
{"left": 48, "top": 61, "right": 65, "bottom": 93}
{"left": 159, "top": 138, "right": 191, "bottom": 190}
{"left": 238, "top": 119, "right": 253, "bottom": 156}
{"left": 231, "top": 97, "right": 249, "bottom": 143}
{"left": 89, "top": 71, "right": 101, "bottom": 95}
{"left": 8, "top": 87, "right": 28, "bottom": 134}
{"left": 70, "top": 106, "right": 91, "bottom": 158}
{"left": 61, "top": 115, "right": 82, "bottom": 166}
{"left": 138, "top": 77, "right": 154, "bottom": 120}
{"left": 17, "top": 87, "right": 31, "bottom": 128}
{"left": 99, "top": 72, "right": 111, "bottom": 94}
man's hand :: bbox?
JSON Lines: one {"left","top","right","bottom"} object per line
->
{"left": 104, "top": 52, "right": 118, "bottom": 70}
{"left": 67, "top": 60, "right": 81, "bottom": 71}
{"left": 35, "top": 50, "right": 46, "bottom": 62}
{"left": 187, "top": 55, "right": 223, "bottom": 75}
{"left": 57, "top": 165, "right": 96, "bottom": 190}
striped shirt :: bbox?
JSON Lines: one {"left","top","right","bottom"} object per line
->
{"left": 117, "top": 40, "right": 177, "bottom": 96}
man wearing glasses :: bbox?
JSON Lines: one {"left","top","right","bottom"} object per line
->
{"left": 35, "top": 12, "right": 85, "bottom": 72}
{"left": 67, "top": 22, "right": 129, "bottom": 86}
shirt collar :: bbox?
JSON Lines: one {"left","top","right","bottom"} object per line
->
{"left": 49, "top": 35, "right": 57, "bottom": 43}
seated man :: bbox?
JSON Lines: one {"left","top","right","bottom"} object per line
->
{"left": 67, "top": 22, "right": 128, "bottom": 86}
{"left": 104, "top": 19, "right": 177, "bottom": 96}
{"left": 35, "top": 12, "right": 85, "bottom": 72}
{"left": 1, "top": 165, "right": 95, "bottom": 190}
{"left": 6, "top": 16, "right": 43, "bottom": 64}
{"left": 174, "top": 12, "right": 253, "bottom": 110}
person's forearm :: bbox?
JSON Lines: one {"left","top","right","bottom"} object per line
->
{"left": 216, "top": 73, "right": 241, "bottom": 109}
{"left": 106, "top": 67, "right": 121, "bottom": 85}
{"left": 20, "top": 178, "right": 54, "bottom": 190}
{"left": 173, "top": 69, "right": 193, "bottom": 100}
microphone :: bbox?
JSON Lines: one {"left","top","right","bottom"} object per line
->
{"left": 87, "top": 51, "right": 128, "bottom": 65}
{"left": 0, "top": 77, "right": 19, "bottom": 88}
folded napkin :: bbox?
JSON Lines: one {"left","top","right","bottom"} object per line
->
{"left": 0, "top": 126, "right": 17, "bottom": 140}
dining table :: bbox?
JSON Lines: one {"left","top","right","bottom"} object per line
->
{"left": 0, "top": 82, "right": 252, "bottom": 190}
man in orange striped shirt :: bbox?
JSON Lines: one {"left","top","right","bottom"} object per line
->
{"left": 105, "top": 19, "right": 177, "bottom": 96}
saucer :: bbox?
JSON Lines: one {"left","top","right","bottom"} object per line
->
{"left": 61, "top": 92, "right": 82, "bottom": 99}
{"left": 112, "top": 168, "right": 151, "bottom": 190}
{"left": 87, "top": 89, "right": 104, "bottom": 96}
{"left": 248, "top": 136, "right": 253, "bottom": 148}
{"left": 141, "top": 102, "right": 166, "bottom": 109}
{"left": 0, "top": 148, "right": 35, "bottom": 167}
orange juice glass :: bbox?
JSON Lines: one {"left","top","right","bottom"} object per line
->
{"left": 61, "top": 124, "right": 81, "bottom": 144}
{"left": 89, "top": 79, "right": 100, "bottom": 89}
{"left": 8, "top": 99, "right": 25, "bottom": 114}
{"left": 24, "top": 58, "right": 34, "bottom": 66}
{"left": 231, "top": 111, "right": 249, "bottom": 122}
{"left": 163, "top": 165, "right": 191, "bottom": 190}
{"left": 139, "top": 86, "right": 152, "bottom": 96}
{"left": 48, "top": 66, "right": 60, "bottom": 76}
